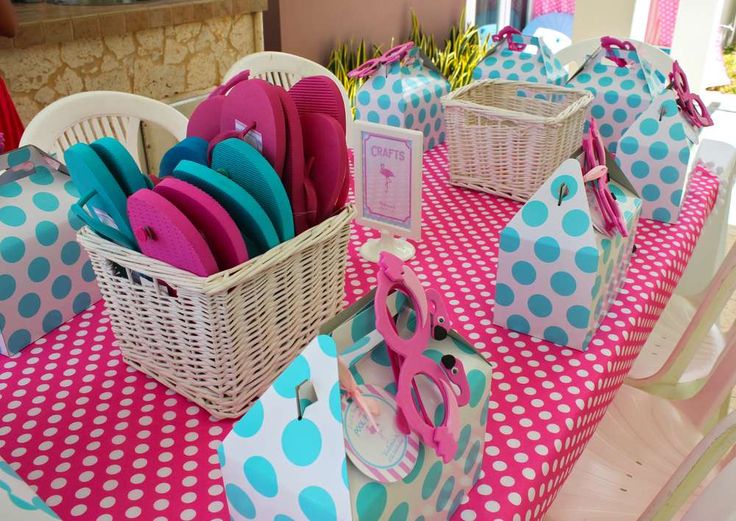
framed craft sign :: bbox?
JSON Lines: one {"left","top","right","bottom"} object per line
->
{"left": 354, "top": 121, "right": 423, "bottom": 261}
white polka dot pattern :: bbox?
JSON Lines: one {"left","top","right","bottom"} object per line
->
{"left": 0, "top": 144, "right": 719, "bottom": 520}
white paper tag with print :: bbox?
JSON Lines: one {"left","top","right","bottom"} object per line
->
{"left": 234, "top": 119, "right": 263, "bottom": 152}
{"left": 343, "top": 384, "right": 419, "bottom": 483}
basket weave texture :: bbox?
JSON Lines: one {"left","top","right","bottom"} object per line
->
{"left": 78, "top": 205, "right": 356, "bottom": 419}
{"left": 443, "top": 80, "right": 594, "bottom": 202}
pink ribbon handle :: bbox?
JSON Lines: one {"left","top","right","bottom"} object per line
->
{"left": 348, "top": 41, "right": 416, "bottom": 79}
{"left": 493, "top": 25, "right": 526, "bottom": 52}
{"left": 669, "top": 61, "right": 714, "bottom": 128}
{"left": 600, "top": 36, "right": 635, "bottom": 67}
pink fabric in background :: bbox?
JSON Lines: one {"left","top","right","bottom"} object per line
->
{"left": 645, "top": 0, "right": 679, "bottom": 48}
{"left": 532, "top": 0, "right": 575, "bottom": 18}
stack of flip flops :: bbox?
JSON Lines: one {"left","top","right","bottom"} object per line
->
{"left": 64, "top": 71, "right": 349, "bottom": 277}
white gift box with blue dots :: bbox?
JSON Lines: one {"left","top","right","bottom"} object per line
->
{"left": 0, "top": 146, "right": 100, "bottom": 356}
{"left": 493, "top": 158, "right": 642, "bottom": 351}
{"left": 354, "top": 46, "right": 451, "bottom": 152}
{"left": 219, "top": 292, "right": 493, "bottom": 520}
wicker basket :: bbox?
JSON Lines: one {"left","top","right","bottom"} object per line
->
{"left": 443, "top": 80, "right": 594, "bottom": 202}
{"left": 78, "top": 206, "right": 356, "bottom": 419}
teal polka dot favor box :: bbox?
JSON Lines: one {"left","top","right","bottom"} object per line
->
{"left": 471, "top": 27, "right": 567, "bottom": 85}
{"left": 493, "top": 159, "right": 642, "bottom": 351}
{"left": 0, "top": 146, "right": 100, "bottom": 356}
{"left": 615, "top": 89, "right": 704, "bottom": 223}
{"left": 219, "top": 292, "right": 493, "bottom": 520}
{"left": 567, "top": 40, "right": 667, "bottom": 155}
{"left": 353, "top": 45, "right": 451, "bottom": 151}
{"left": 0, "top": 455, "right": 59, "bottom": 519}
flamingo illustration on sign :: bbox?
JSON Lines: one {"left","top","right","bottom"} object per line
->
{"left": 380, "top": 163, "right": 395, "bottom": 192}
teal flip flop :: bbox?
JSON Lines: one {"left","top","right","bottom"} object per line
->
{"left": 159, "top": 137, "right": 209, "bottom": 178}
{"left": 172, "top": 160, "right": 280, "bottom": 256}
{"left": 89, "top": 137, "right": 152, "bottom": 195}
{"left": 211, "top": 138, "right": 295, "bottom": 242}
{"left": 64, "top": 143, "right": 138, "bottom": 250}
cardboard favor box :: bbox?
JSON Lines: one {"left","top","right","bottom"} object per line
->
{"left": 0, "top": 146, "right": 100, "bottom": 356}
{"left": 493, "top": 158, "right": 642, "bottom": 350}
{"left": 0, "top": 456, "right": 59, "bottom": 519}
{"left": 615, "top": 89, "right": 701, "bottom": 223}
{"left": 567, "top": 42, "right": 666, "bottom": 154}
{"left": 354, "top": 46, "right": 451, "bottom": 151}
{"left": 220, "top": 292, "right": 493, "bottom": 520}
{"left": 471, "top": 30, "right": 567, "bottom": 85}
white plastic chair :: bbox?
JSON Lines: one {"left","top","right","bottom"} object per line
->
{"left": 546, "top": 362, "right": 736, "bottom": 520}
{"left": 20, "top": 91, "right": 188, "bottom": 167}
{"left": 627, "top": 236, "right": 736, "bottom": 406}
{"left": 223, "top": 51, "right": 355, "bottom": 150}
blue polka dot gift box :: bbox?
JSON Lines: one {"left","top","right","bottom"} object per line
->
{"left": 615, "top": 88, "right": 710, "bottom": 223}
{"left": 493, "top": 158, "right": 642, "bottom": 351}
{"left": 219, "top": 291, "right": 493, "bottom": 521}
{"left": 0, "top": 455, "right": 59, "bottom": 519}
{"left": 471, "top": 26, "right": 567, "bottom": 85}
{"left": 566, "top": 37, "right": 668, "bottom": 154}
{"left": 352, "top": 43, "right": 451, "bottom": 151}
{"left": 0, "top": 145, "right": 100, "bottom": 356}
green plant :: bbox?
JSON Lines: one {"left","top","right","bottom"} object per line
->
{"left": 711, "top": 46, "right": 736, "bottom": 95}
{"left": 327, "top": 40, "right": 382, "bottom": 110}
{"left": 410, "top": 10, "right": 491, "bottom": 90}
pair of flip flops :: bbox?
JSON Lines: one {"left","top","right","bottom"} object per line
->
{"left": 65, "top": 137, "right": 153, "bottom": 251}
{"left": 128, "top": 177, "right": 248, "bottom": 277}
{"left": 186, "top": 73, "right": 350, "bottom": 234}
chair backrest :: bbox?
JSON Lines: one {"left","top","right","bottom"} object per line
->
{"left": 20, "top": 91, "right": 189, "bottom": 167}
{"left": 554, "top": 37, "right": 674, "bottom": 77}
{"left": 224, "top": 51, "right": 355, "bottom": 150}
{"left": 641, "top": 410, "right": 736, "bottom": 521}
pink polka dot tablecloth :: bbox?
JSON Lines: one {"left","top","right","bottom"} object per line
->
{"left": 0, "top": 144, "right": 719, "bottom": 521}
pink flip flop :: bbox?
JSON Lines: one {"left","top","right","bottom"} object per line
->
{"left": 272, "top": 85, "right": 311, "bottom": 233}
{"left": 288, "top": 76, "right": 347, "bottom": 137}
{"left": 220, "top": 78, "right": 287, "bottom": 176}
{"left": 187, "top": 71, "right": 251, "bottom": 141}
{"left": 127, "top": 189, "right": 219, "bottom": 277}
{"left": 300, "top": 113, "right": 349, "bottom": 224}
{"left": 153, "top": 177, "right": 248, "bottom": 270}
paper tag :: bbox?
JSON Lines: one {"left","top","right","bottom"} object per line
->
{"left": 343, "top": 384, "right": 419, "bottom": 483}
{"left": 93, "top": 208, "right": 119, "bottom": 230}
{"left": 234, "top": 119, "right": 263, "bottom": 152}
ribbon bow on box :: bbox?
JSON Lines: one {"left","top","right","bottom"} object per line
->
{"left": 669, "top": 60, "right": 713, "bottom": 129}
{"left": 348, "top": 42, "right": 415, "bottom": 79}
{"left": 492, "top": 26, "right": 527, "bottom": 52}
{"left": 600, "top": 36, "right": 636, "bottom": 67}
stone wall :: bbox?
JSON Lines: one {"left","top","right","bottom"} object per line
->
{"left": 0, "top": 12, "right": 263, "bottom": 124}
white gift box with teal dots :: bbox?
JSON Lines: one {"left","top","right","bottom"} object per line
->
{"left": 471, "top": 33, "right": 567, "bottom": 85}
{"left": 493, "top": 159, "right": 642, "bottom": 351}
{"left": 354, "top": 47, "right": 451, "bottom": 151}
{"left": 615, "top": 89, "right": 699, "bottom": 223}
{"left": 1, "top": 456, "right": 59, "bottom": 519}
{"left": 0, "top": 146, "right": 100, "bottom": 356}
{"left": 567, "top": 45, "right": 667, "bottom": 154}
{"left": 219, "top": 293, "right": 492, "bottom": 521}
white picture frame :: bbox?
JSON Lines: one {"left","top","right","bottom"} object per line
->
{"left": 354, "top": 121, "right": 423, "bottom": 241}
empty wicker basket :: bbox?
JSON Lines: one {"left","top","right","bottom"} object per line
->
{"left": 443, "top": 80, "right": 594, "bottom": 202}
{"left": 78, "top": 206, "right": 355, "bottom": 419}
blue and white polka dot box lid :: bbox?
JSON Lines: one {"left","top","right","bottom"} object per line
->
{"left": 1, "top": 456, "right": 59, "bottom": 519}
{"left": 0, "top": 145, "right": 100, "bottom": 357}
{"left": 493, "top": 158, "right": 642, "bottom": 351}
{"left": 566, "top": 39, "right": 667, "bottom": 155}
{"left": 471, "top": 29, "right": 567, "bottom": 85}
{"left": 615, "top": 89, "right": 700, "bottom": 223}
{"left": 353, "top": 46, "right": 451, "bottom": 152}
